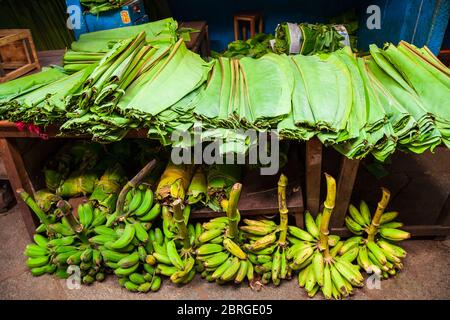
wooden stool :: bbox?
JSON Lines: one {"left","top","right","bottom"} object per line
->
{"left": 0, "top": 29, "right": 40, "bottom": 83}
{"left": 233, "top": 13, "right": 263, "bottom": 41}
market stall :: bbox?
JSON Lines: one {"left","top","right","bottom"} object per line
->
{"left": 0, "top": 1, "right": 449, "bottom": 301}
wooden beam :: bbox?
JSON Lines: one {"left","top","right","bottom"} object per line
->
{"left": 305, "top": 138, "right": 322, "bottom": 215}
{"left": 332, "top": 157, "right": 360, "bottom": 227}
{"left": 0, "top": 138, "right": 36, "bottom": 238}
{"left": 436, "top": 194, "right": 450, "bottom": 226}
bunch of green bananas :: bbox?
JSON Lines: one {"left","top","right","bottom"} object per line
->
{"left": 197, "top": 216, "right": 253, "bottom": 285}
{"left": 343, "top": 188, "right": 410, "bottom": 279}
{"left": 118, "top": 184, "right": 161, "bottom": 223}
{"left": 89, "top": 220, "right": 161, "bottom": 292}
{"left": 241, "top": 218, "right": 286, "bottom": 286}
{"left": 240, "top": 174, "right": 293, "bottom": 287}
{"left": 148, "top": 225, "right": 198, "bottom": 285}
{"left": 292, "top": 174, "right": 365, "bottom": 299}
{"left": 25, "top": 232, "right": 107, "bottom": 285}
{"left": 196, "top": 184, "right": 254, "bottom": 285}
{"left": 78, "top": 201, "right": 109, "bottom": 232}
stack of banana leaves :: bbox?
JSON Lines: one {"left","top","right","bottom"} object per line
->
{"left": 0, "top": 33, "right": 449, "bottom": 161}
{"left": 63, "top": 18, "right": 179, "bottom": 73}
{"left": 193, "top": 54, "right": 293, "bottom": 130}
{"left": 273, "top": 23, "right": 346, "bottom": 55}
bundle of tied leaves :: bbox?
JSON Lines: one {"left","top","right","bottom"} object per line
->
{"left": 80, "top": 0, "right": 127, "bottom": 14}
{"left": 272, "top": 23, "right": 347, "bottom": 55}
{"left": 63, "top": 18, "right": 179, "bottom": 74}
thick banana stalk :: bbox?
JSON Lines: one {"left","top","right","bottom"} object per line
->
{"left": 277, "top": 174, "right": 288, "bottom": 245}
{"left": 367, "top": 188, "right": 391, "bottom": 242}
{"left": 317, "top": 174, "right": 336, "bottom": 260}
{"left": 173, "top": 199, "right": 191, "bottom": 249}
{"left": 226, "top": 183, "right": 242, "bottom": 240}
{"left": 17, "top": 189, "right": 50, "bottom": 226}
{"left": 116, "top": 159, "right": 156, "bottom": 218}
{"left": 56, "top": 200, "right": 83, "bottom": 234}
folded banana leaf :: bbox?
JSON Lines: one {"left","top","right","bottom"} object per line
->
{"left": 117, "top": 40, "right": 212, "bottom": 120}
{"left": 237, "top": 53, "right": 293, "bottom": 128}
{"left": 0, "top": 67, "right": 66, "bottom": 104}
{"left": 381, "top": 43, "right": 450, "bottom": 148}
{"left": 71, "top": 18, "right": 178, "bottom": 52}
{"left": 291, "top": 52, "right": 352, "bottom": 137}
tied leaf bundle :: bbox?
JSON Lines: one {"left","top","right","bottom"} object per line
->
{"left": 206, "top": 164, "right": 242, "bottom": 212}
{"left": 187, "top": 166, "right": 207, "bottom": 205}
{"left": 156, "top": 161, "right": 195, "bottom": 204}
{"left": 80, "top": 0, "right": 127, "bottom": 14}
{"left": 56, "top": 170, "right": 99, "bottom": 198}
{"left": 273, "top": 23, "right": 346, "bottom": 55}
{"left": 90, "top": 163, "right": 127, "bottom": 213}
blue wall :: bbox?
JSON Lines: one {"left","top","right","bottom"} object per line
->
{"left": 167, "top": 0, "right": 449, "bottom": 54}
{"left": 357, "top": 0, "right": 450, "bottom": 54}
{"left": 167, "top": 0, "right": 362, "bottom": 51}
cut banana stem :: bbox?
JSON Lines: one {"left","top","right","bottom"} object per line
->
{"left": 226, "top": 183, "right": 242, "bottom": 240}
{"left": 17, "top": 189, "right": 50, "bottom": 226}
{"left": 172, "top": 199, "right": 191, "bottom": 249}
{"left": 318, "top": 173, "right": 336, "bottom": 257}
{"left": 277, "top": 174, "right": 289, "bottom": 244}
{"left": 367, "top": 188, "right": 391, "bottom": 242}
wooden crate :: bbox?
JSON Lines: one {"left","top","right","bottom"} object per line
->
{"left": 0, "top": 29, "right": 40, "bottom": 83}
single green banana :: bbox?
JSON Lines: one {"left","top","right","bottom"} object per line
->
{"left": 139, "top": 203, "right": 161, "bottom": 222}
{"left": 108, "top": 223, "right": 135, "bottom": 249}
{"left": 133, "top": 188, "right": 154, "bottom": 216}
{"left": 304, "top": 211, "right": 320, "bottom": 239}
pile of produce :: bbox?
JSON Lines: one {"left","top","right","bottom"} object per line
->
{"left": 0, "top": 18, "right": 449, "bottom": 162}
{"left": 272, "top": 23, "right": 347, "bottom": 55}
{"left": 217, "top": 22, "right": 355, "bottom": 59}
{"left": 80, "top": 0, "right": 127, "bottom": 14}
{"left": 62, "top": 18, "right": 179, "bottom": 74}
{"left": 19, "top": 141, "right": 413, "bottom": 298}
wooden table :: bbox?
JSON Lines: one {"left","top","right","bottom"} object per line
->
{"left": 304, "top": 140, "right": 450, "bottom": 238}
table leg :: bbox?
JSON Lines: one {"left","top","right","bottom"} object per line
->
{"left": 305, "top": 138, "right": 322, "bottom": 215}
{"left": 233, "top": 18, "right": 239, "bottom": 41}
{"left": 0, "top": 138, "right": 37, "bottom": 239}
{"left": 332, "top": 157, "right": 360, "bottom": 227}
{"left": 435, "top": 194, "right": 450, "bottom": 239}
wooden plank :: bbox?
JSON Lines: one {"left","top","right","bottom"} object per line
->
{"left": 305, "top": 138, "right": 322, "bottom": 215}
{"left": 0, "top": 159, "right": 7, "bottom": 179}
{"left": 436, "top": 194, "right": 450, "bottom": 226}
{"left": 0, "top": 138, "right": 36, "bottom": 239}
{"left": 331, "top": 225, "right": 450, "bottom": 238}
{"left": 332, "top": 157, "right": 360, "bottom": 227}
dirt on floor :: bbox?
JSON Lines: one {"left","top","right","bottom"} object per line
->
{"left": 0, "top": 206, "right": 449, "bottom": 300}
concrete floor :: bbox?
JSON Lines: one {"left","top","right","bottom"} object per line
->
{"left": 0, "top": 206, "right": 449, "bottom": 300}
